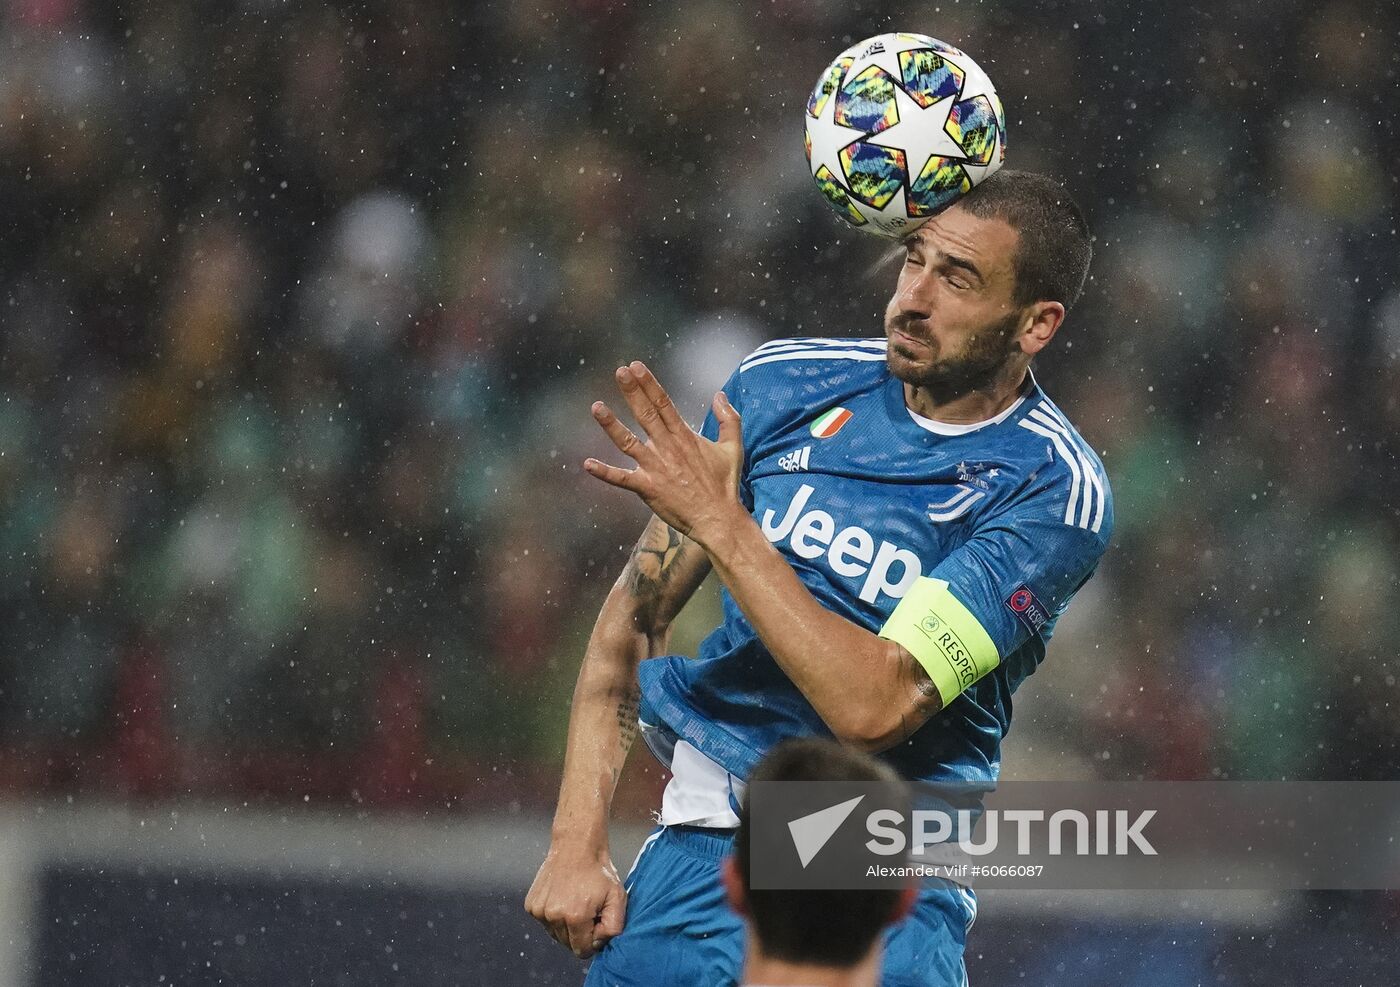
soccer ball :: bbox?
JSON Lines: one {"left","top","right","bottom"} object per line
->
{"left": 805, "top": 33, "right": 1006, "bottom": 239}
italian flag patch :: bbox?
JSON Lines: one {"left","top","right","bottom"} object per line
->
{"left": 809, "top": 406, "right": 853, "bottom": 439}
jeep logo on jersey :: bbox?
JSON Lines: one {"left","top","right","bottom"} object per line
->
{"left": 760, "top": 484, "right": 922, "bottom": 604}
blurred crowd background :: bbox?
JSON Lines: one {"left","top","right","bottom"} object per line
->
{"left": 0, "top": 0, "right": 1397, "bottom": 820}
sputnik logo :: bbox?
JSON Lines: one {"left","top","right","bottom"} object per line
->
{"left": 787, "top": 795, "right": 866, "bottom": 867}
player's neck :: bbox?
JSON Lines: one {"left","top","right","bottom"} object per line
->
{"left": 903, "top": 361, "right": 1030, "bottom": 425}
{"left": 740, "top": 943, "right": 881, "bottom": 987}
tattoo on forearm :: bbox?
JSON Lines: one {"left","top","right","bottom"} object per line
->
{"left": 894, "top": 661, "right": 942, "bottom": 748}
{"left": 628, "top": 524, "right": 684, "bottom": 592}
{"left": 616, "top": 684, "right": 641, "bottom": 756}
{"left": 912, "top": 662, "right": 941, "bottom": 701}
{"left": 624, "top": 523, "right": 688, "bottom": 627}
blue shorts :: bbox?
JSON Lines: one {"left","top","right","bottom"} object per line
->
{"left": 584, "top": 825, "right": 975, "bottom": 987}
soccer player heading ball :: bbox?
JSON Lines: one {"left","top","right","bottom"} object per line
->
{"left": 527, "top": 35, "right": 1111, "bottom": 987}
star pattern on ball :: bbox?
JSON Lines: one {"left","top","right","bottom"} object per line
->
{"left": 855, "top": 38, "right": 913, "bottom": 86}
{"left": 806, "top": 78, "right": 867, "bottom": 180}
{"left": 865, "top": 83, "right": 969, "bottom": 184}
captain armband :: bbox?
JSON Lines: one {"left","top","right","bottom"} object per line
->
{"left": 877, "top": 577, "right": 1001, "bottom": 707}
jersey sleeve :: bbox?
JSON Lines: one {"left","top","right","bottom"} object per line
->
{"left": 878, "top": 463, "right": 1112, "bottom": 705}
{"left": 697, "top": 363, "right": 755, "bottom": 511}
{"left": 929, "top": 469, "right": 1113, "bottom": 661}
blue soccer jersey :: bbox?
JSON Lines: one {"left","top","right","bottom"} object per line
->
{"left": 637, "top": 336, "right": 1113, "bottom": 790}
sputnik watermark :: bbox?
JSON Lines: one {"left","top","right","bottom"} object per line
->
{"left": 748, "top": 780, "right": 1400, "bottom": 890}
{"left": 787, "top": 803, "right": 1156, "bottom": 870}
{"left": 866, "top": 808, "right": 1157, "bottom": 857}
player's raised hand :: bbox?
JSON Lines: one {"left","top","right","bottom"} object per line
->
{"left": 584, "top": 361, "right": 745, "bottom": 548}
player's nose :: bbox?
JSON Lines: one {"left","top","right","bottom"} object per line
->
{"left": 895, "top": 266, "right": 936, "bottom": 320}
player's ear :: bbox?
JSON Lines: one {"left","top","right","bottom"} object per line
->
{"left": 721, "top": 855, "right": 750, "bottom": 917}
{"left": 1018, "top": 300, "right": 1064, "bottom": 356}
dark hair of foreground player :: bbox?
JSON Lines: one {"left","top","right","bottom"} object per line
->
{"left": 726, "top": 739, "right": 915, "bottom": 968}
{"left": 957, "top": 168, "right": 1093, "bottom": 311}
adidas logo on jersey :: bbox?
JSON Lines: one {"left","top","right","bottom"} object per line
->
{"left": 761, "top": 483, "right": 922, "bottom": 604}
{"left": 778, "top": 446, "right": 812, "bottom": 472}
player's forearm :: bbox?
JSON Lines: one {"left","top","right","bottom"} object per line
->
{"left": 549, "top": 517, "right": 711, "bottom": 848}
{"left": 698, "top": 510, "right": 926, "bottom": 748}
{"left": 550, "top": 592, "right": 651, "bottom": 850}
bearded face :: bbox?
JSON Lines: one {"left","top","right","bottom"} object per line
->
{"left": 885, "top": 305, "right": 1022, "bottom": 397}
{"left": 882, "top": 207, "right": 1031, "bottom": 403}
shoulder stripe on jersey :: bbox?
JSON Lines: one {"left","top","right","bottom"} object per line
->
{"left": 1029, "top": 405, "right": 1105, "bottom": 533}
{"left": 1020, "top": 417, "right": 1083, "bottom": 526}
{"left": 739, "top": 348, "right": 888, "bottom": 372}
{"left": 752, "top": 335, "right": 833, "bottom": 347}
{"left": 1020, "top": 404, "right": 1104, "bottom": 532}
{"left": 1028, "top": 406, "right": 1100, "bottom": 529}
{"left": 1028, "top": 408, "right": 1090, "bottom": 528}
{"left": 749, "top": 336, "right": 887, "bottom": 355}
{"left": 1050, "top": 407, "right": 1106, "bottom": 534}
{"left": 958, "top": 885, "right": 977, "bottom": 934}
{"left": 743, "top": 338, "right": 886, "bottom": 366}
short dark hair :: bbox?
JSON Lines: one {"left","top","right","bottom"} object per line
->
{"left": 733, "top": 739, "right": 910, "bottom": 968}
{"left": 954, "top": 169, "right": 1092, "bottom": 310}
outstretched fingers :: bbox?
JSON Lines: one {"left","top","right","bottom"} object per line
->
{"left": 582, "top": 456, "right": 641, "bottom": 491}
{"left": 585, "top": 400, "right": 650, "bottom": 491}
{"left": 615, "top": 364, "right": 677, "bottom": 443}
{"left": 591, "top": 400, "right": 655, "bottom": 466}
{"left": 586, "top": 363, "right": 690, "bottom": 495}
{"left": 627, "top": 362, "right": 688, "bottom": 436}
